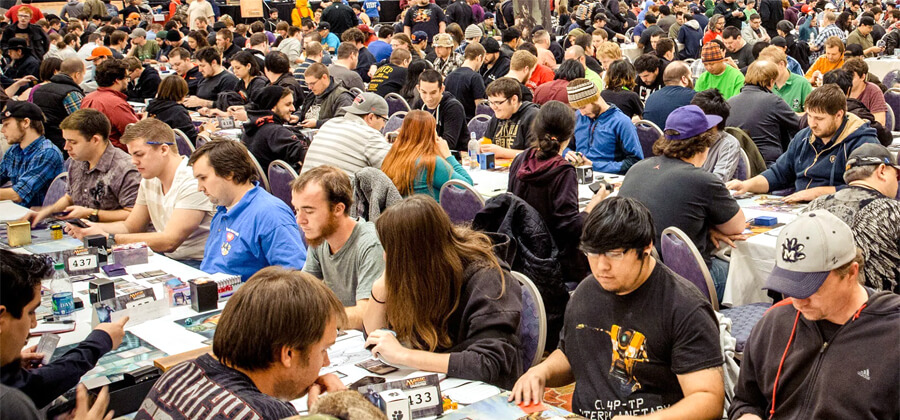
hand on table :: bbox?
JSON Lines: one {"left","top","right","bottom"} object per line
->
{"left": 73, "top": 385, "right": 113, "bottom": 420}
{"left": 200, "top": 120, "right": 219, "bottom": 134}
{"left": 782, "top": 188, "right": 819, "bottom": 203}
{"left": 307, "top": 373, "right": 347, "bottom": 406}
{"left": 94, "top": 316, "right": 129, "bottom": 349}
{"left": 227, "top": 106, "right": 248, "bottom": 121}
{"left": 63, "top": 206, "right": 95, "bottom": 220}
{"left": 725, "top": 179, "right": 749, "bottom": 194}
{"left": 20, "top": 345, "right": 43, "bottom": 369}
{"left": 64, "top": 221, "right": 106, "bottom": 240}
{"left": 301, "top": 119, "right": 317, "bottom": 128}
{"left": 710, "top": 228, "right": 747, "bottom": 249}
{"left": 584, "top": 188, "right": 610, "bottom": 213}
{"left": 564, "top": 151, "right": 592, "bottom": 167}
{"left": 183, "top": 96, "right": 208, "bottom": 108}
{"left": 508, "top": 366, "right": 547, "bottom": 406}
{"left": 364, "top": 329, "right": 408, "bottom": 366}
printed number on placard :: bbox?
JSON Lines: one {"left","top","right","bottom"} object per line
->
{"left": 406, "top": 386, "right": 438, "bottom": 410}
{"left": 67, "top": 254, "right": 98, "bottom": 271}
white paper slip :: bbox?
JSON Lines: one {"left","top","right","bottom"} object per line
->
{"left": 0, "top": 200, "right": 30, "bottom": 222}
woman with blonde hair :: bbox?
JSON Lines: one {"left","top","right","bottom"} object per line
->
{"left": 380, "top": 110, "right": 473, "bottom": 202}
{"left": 363, "top": 194, "right": 523, "bottom": 389}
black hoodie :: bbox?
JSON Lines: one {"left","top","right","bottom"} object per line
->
{"left": 412, "top": 91, "right": 470, "bottom": 151}
{"left": 484, "top": 102, "right": 540, "bottom": 151}
{"left": 730, "top": 290, "right": 900, "bottom": 419}
{"left": 240, "top": 111, "right": 308, "bottom": 172}
{"left": 146, "top": 98, "right": 199, "bottom": 144}
{"left": 480, "top": 52, "right": 511, "bottom": 86}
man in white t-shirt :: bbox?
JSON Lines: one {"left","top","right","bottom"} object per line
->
{"left": 188, "top": 0, "right": 215, "bottom": 31}
{"left": 65, "top": 118, "right": 214, "bottom": 266}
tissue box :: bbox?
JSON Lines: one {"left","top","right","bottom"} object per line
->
{"left": 478, "top": 152, "right": 495, "bottom": 170}
{"left": 575, "top": 165, "right": 594, "bottom": 184}
{"left": 89, "top": 278, "right": 116, "bottom": 304}
{"left": 111, "top": 243, "right": 149, "bottom": 266}
{"left": 164, "top": 279, "right": 190, "bottom": 306}
{"left": 753, "top": 216, "right": 778, "bottom": 226}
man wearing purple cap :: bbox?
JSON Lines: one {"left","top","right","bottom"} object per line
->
{"left": 729, "top": 210, "right": 900, "bottom": 419}
{"left": 619, "top": 104, "right": 745, "bottom": 300}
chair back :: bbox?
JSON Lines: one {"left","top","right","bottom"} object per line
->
{"left": 173, "top": 129, "right": 195, "bottom": 156}
{"left": 885, "top": 89, "right": 900, "bottom": 132}
{"left": 348, "top": 87, "right": 364, "bottom": 97}
{"left": 725, "top": 126, "right": 766, "bottom": 177}
{"left": 660, "top": 227, "right": 719, "bottom": 311}
{"left": 467, "top": 114, "right": 493, "bottom": 140}
{"left": 195, "top": 135, "right": 209, "bottom": 149}
{"left": 439, "top": 180, "right": 485, "bottom": 224}
{"left": 382, "top": 111, "right": 406, "bottom": 134}
{"left": 246, "top": 152, "right": 270, "bottom": 192}
{"left": 475, "top": 99, "right": 494, "bottom": 117}
{"left": 512, "top": 271, "right": 546, "bottom": 370}
{"left": 886, "top": 105, "right": 895, "bottom": 133}
{"left": 384, "top": 92, "right": 411, "bottom": 117}
{"left": 267, "top": 160, "right": 299, "bottom": 209}
{"left": 883, "top": 71, "right": 899, "bottom": 91}
{"left": 634, "top": 120, "right": 663, "bottom": 159}
{"left": 43, "top": 172, "right": 68, "bottom": 207}
{"left": 733, "top": 148, "right": 750, "bottom": 181}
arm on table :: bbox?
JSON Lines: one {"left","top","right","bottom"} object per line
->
{"left": 725, "top": 175, "right": 770, "bottom": 194}
{"left": 616, "top": 367, "right": 724, "bottom": 420}
{"left": 479, "top": 143, "right": 521, "bottom": 159}
{"left": 344, "top": 299, "right": 369, "bottom": 331}
{"left": 509, "top": 349, "right": 575, "bottom": 405}
{"left": 782, "top": 186, "right": 835, "bottom": 203}
{"left": 112, "top": 208, "right": 207, "bottom": 253}
{"left": 362, "top": 275, "right": 388, "bottom": 334}
{"left": 24, "top": 194, "right": 73, "bottom": 226}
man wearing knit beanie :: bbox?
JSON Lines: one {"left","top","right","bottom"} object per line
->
{"left": 566, "top": 78, "right": 643, "bottom": 174}
{"left": 694, "top": 40, "right": 745, "bottom": 99}
{"left": 241, "top": 86, "right": 307, "bottom": 172}
{"left": 456, "top": 24, "right": 484, "bottom": 54}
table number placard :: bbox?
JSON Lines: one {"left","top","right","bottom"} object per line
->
{"left": 358, "top": 374, "right": 443, "bottom": 418}
{"left": 62, "top": 248, "right": 101, "bottom": 275}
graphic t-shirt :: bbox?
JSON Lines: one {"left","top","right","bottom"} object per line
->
{"left": 559, "top": 262, "right": 723, "bottom": 418}
{"left": 402, "top": 3, "right": 445, "bottom": 40}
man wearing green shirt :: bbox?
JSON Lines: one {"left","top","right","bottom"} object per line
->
{"left": 695, "top": 40, "right": 744, "bottom": 99}
{"left": 127, "top": 28, "right": 160, "bottom": 62}
{"left": 759, "top": 45, "right": 812, "bottom": 112}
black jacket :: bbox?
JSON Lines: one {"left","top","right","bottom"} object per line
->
{"left": 272, "top": 72, "right": 306, "bottom": 111}
{"left": 126, "top": 65, "right": 161, "bottom": 102}
{"left": 758, "top": 0, "right": 783, "bottom": 38}
{"left": 2, "top": 54, "right": 40, "bottom": 86}
{"left": 484, "top": 101, "right": 540, "bottom": 151}
{"left": 846, "top": 98, "right": 892, "bottom": 147}
{"left": 0, "top": 330, "right": 113, "bottom": 408}
{"left": 298, "top": 77, "right": 353, "bottom": 128}
{"left": 183, "top": 65, "right": 202, "bottom": 96}
{"left": 473, "top": 193, "right": 569, "bottom": 351}
{"left": 33, "top": 73, "right": 83, "bottom": 151}
{"left": 146, "top": 98, "right": 199, "bottom": 144}
{"left": 480, "top": 53, "right": 510, "bottom": 86}
{"left": 1, "top": 24, "right": 48, "bottom": 58}
{"left": 446, "top": 0, "right": 475, "bottom": 32}
{"left": 321, "top": 2, "right": 357, "bottom": 36}
{"left": 241, "top": 110, "right": 308, "bottom": 171}
{"left": 730, "top": 291, "right": 900, "bottom": 419}
{"left": 412, "top": 91, "right": 470, "bottom": 151}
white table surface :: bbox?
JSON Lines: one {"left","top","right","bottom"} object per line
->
{"left": 864, "top": 56, "right": 899, "bottom": 82}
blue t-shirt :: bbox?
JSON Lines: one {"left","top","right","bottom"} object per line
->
{"left": 323, "top": 32, "right": 341, "bottom": 51}
{"left": 367, "top": 40, "right": 392, "bottom": 62}
{"left": 363, "top": 0, "right": 380, "bottom": 18}
{"left": 642, "top": 86, "right": 697, "bottom": 130}
{"left": 0, "top": 136, "right": 64, "bottom": 207}
{"left": 200, "top": 184, "right": 306, "bottom": 282}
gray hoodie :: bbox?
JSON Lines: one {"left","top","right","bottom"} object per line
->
{"left": 60, "top": 0, "right": 85, "bottom": 20}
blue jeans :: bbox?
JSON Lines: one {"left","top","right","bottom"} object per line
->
{"left": 709, "top": 257, "right": 729, "bottom": 305}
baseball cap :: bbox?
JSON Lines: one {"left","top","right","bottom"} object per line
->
{"left": 845, "top": 143, "right": 900, "bottom": 172}
{"left": 801, "top": 4, "right": 812, "bottom": 13}
{"left": 764, "top": 210, "right": 857, "bottom": 299}
{"left": 130, "top": 28, "right": 147, "bottom": 39}
{"left": 342, "top": 93, "right": 389, "bottom": 118}
{"left": 127, "top": 12, "right": 141, "bottom": 20}
{"left": 481, "top": 37, "right": 501, "bottom": 53}
{"left": 1, "top": 101, "right": 45, "bottom": 122}
{"left": 7, "top": 38, "right": 27, "bottom": 50}
{"left": 844, "top": 43, "right": 864, "bottom": 57}
{"left": 859, "top": 16, "right": 875, "bottom": 26}
{"left": 411, "top": 31, "right": 428, "bottom": 43}
{"left": 86, "top": 46, "right": 113, "bottom": 61}
{"left": 771, "top": 36, "right": 787, "bottom": 47}
{"left": 484, "top": 12, "right": 494, "bottom": 19}
{"left": 701, "top": 41, "right": 725, "bottom": 63}
{"left": 432, "top": 33, "right": 454, "bottom": 48}
{"left": 664, "top": 105, "right": 722, "bottom": 140}
{"left": 317, "top": 21, "right": 330, "bottom": 31}
{"left": 358, "top": 24, "right": 374, "bottom": 34}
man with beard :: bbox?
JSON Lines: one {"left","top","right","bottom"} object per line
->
{"left": 241, "top": 86, "right": 308, "bottom": 172}
{"left": 291, "top": 165, "right": 385, "bottom": 331}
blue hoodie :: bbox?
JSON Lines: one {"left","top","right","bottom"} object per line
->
{"left": 571, "top": 105, "right": 643, "bottom": 174}
{"left": 762, "top": 113, "right": 878, "bottom": 192}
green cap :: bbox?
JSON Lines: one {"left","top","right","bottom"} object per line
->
{"left": 54, "top": 263, "right": 65, "bottom": 270}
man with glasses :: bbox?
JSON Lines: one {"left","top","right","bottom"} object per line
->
{"left": 511, "top": 196, "right": 726, "bottom": 420}
{"left": 64, "top": 118, "right": 214, "bottom": 268}
{"left": 805, "top": 144, "right": 900, "bottom": 292}
{"left": 480, "top": 78, "right": 539, "bottom": 159}
{"left": 81, "top": 59, "right": 139, "bottom": 151}
{"left": 0, "top": 6, "right": 48, "bottom": 59}
{"left": 300, "top": 63, "right": 354, "bottom": 129}
{"left": 301, "top": 92, "right": 392, "bottom": 178}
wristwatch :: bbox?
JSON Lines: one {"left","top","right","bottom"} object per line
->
{"left": 89, "top": 209, "right": 100, "bottom": 222}
{"left": 107, "top": 234, "right": 116, "bottom": 247}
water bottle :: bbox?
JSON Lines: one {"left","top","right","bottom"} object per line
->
{"left": 467, "top": 132, "right": 480, "bottom": 170}
{"left": 50, "top": 263, "right": 74, "bottom": 321}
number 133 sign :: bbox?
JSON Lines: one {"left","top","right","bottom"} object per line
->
{"left": 359, "top": 374, "right": 443, "bottom": 418}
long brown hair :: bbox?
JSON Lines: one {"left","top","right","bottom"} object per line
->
{"left": 381, "top": 110, "right": 447, "bottom": 196}
{"left": 375, "top": 196, "right": 505, "bottom": 351}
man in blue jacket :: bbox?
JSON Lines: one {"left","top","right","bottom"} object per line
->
{"left": 726, "top": 84, "right": 878, "bottom": 202}
{"left": 566, "top": 78, "right": 643, "bottom": 174}
{"left": 190, "top": 139, "right": 306, "bottom": 281}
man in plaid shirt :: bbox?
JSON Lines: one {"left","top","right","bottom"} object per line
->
{"left": 811, "top": 11, "right": 845, "bottom": 59}
{"left": 0, "top": 102, "right": 64, "bottom": 207}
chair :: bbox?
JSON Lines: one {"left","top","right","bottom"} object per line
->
{"left": 886, "top": 105, "right": 895, "bottom": 133}
{"left": 173, "top": 129, "right": 195, "bottom": 156}
{"left": 634, "top": 119, "right": 663, "bottom": 159}
{"left": 659, "top": 227, "right": 771, "bottom": 353}
{"left": 348, "top": 87, "right": 364, "bottom": 97}
{"left": 733, "top": 148, "right": 751, "bottom": 181}
{"left": 624, "top": 27, "right": 634, "bottom": 40}
{"left": 384, "top": 92, "right": 411, "bottom": 117}
{"left": 475, "top": 99, "right": 494, "bottom": 117}
{"left": 725, "top": 127, "right": 767, "bottom": 177}
{"left": 883, "top": 70, "right": 899, "bottom": 91}
{"left": 884, "top": 89, "right": 899, "bottom": 132}
{"left": 267, "top": 160, "right": 299, "bottom": 209}
{"left": 42, "top": 172, "right": 68, "bottom": 207}
{"left": 382, "top": 111, "right": 406, "bottom": 134}
{"left": 511, "top": 271, "right": 546, "bottom": 370}
{"left": 439, "top": 180, "right": 485, "bottom": 224}
{"left": 467, "top": 114, "right": 492, "bottom": 140}
{"left": 246, "top": 152, "right": 270, "bottom": 192}
{"left": 195, "top": 135, "right": 209, "bottom": 149}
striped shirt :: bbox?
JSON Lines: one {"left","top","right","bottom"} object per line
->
{"left": 301, "top": 114, "right": 392, "bottom": 178}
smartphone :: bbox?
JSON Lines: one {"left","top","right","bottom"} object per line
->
{"left": 589, "top": 180, "right": 613, "bottom": 194}
{"left": 349, "top": 376, "right": 386, "bottom": 391}
{"left": 35, "top": 333, "right": 60, "bottom": 366}
{"left": 66, "top": 219, "right": 89, "bottom": 228}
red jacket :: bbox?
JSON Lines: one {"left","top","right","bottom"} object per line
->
{"left": 81, "top": 88, "right": 138, "bottom": 151}
{"left": 5, "top": 5, "right": 43, "bottom": 23}
{"left": 533, "top": 79, "right": 571, "bottom": 105}
{"left": 526, "top": 64, "right": 555, "bottom": 90}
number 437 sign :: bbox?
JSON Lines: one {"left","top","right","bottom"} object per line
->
{"left": 359, "top": 374, "right": 443, "bottom": 418}
{"left": 62, "top": 248, "right": 101, "bottom": 275}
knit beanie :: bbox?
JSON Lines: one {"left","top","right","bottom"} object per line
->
{"left": 252, "top": 86, "right": 288, "bottom": 110}
{"left": 567, "top": 78, "right": 600, "bottom": 108}
{"left": 465, "top": 24, "right": 483, "bottom": 39}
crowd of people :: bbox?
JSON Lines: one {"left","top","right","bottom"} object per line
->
{"left": 0, "top": 0, "right": 899, "bottom": 417}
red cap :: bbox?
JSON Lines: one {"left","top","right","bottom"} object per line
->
{"left": 801, "top": 4, "right": 812, "bottom": 13}
{"left": 358, "top": 24, "right": 374, "bottom": 34}
{"left": 86, "top": 46, "right": 113, "bottom": 61}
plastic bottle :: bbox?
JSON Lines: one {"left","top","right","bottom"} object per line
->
{"left": 467, "top": 132, "right": 480, "bottom": 170}
{"left": 50, "top": 263, "right": 74, "bottom": 320}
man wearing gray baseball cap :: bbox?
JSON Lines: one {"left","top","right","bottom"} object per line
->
{"left": 301, "top": 92, "right": 393, "bottom": 177}
{"left": 730, "top": 210, "right": 900, "bottom": 419}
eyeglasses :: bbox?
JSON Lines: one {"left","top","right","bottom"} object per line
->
{"left": 145, "top": 141, "right": 175, "bottom": 145}
{"left": 584, "top": 250, "right": 627, "bottom": 261}
{"left": 488, "top": 97, "right": 510, "bottom": 108}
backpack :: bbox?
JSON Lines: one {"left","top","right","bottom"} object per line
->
{"left": 172, "top": 0, "right": 189, "bottom": 22}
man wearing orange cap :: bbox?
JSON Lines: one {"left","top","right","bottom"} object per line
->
{"left": 81, "top": 59, "right": 139, "bottom": 151}
{"left": 81, "top": 45, "right": 114, "bottom": 92}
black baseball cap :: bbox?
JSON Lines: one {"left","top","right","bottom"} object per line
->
{"left": 481, "top": 37, "right": 500, "bottom": 54}
{"left": 1, "top": 101, "right": 45, "bottom": 122}
{"left": 7, "top": 38, "right": 27, "bottom": 51}
{"left": 845, "top": 144, "right": 900, "bottom": 171}
{"left": 317, "top": 21, "right": 331, "bottom": 31}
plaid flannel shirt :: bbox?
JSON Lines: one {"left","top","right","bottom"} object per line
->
{"left": 0, "top": 136, "right": 64, "bottom": 207}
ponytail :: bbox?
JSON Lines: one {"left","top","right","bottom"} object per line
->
{"left": 529, "top": 100, "right": 575, "bottom": 160}
{"left": 535, "top": 133, "right": 563, "bottom": 159}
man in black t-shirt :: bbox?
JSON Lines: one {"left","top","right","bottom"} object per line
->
{"left": 403, "top": 0, "right": 446, "bottom": 42}
{"left": 184, "top": 46, "right": 240, "bottom": 109}
{"left": 445, "top": 42, "right": 487, "bottom": 120}
{"left": 510, "top": 196, "right": 725, "bottom": 419}
{"left": 722, "top": 26, "right": 756, "bottom": 69}
{"left": 367, "top": 48, "right": 410, "bottom": 96}
{"left": 618, "top": 105, "right": 746, "bottom": 302}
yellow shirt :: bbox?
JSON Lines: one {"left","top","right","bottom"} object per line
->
{"left": 805, "top": 56, "right": 844, "bottom": 82}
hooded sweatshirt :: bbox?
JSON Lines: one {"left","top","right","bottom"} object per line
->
{"left": 412, "top": 91, "right": 470, "bottom": 150}
{"left": 241, "top": 110, "right": 308, "bottom": 171}
{"left": 677, "top": 20, "right": 703, "bottom": 60}
{"left": 572, "top": 104, "right": 643, "bottom": 174}
{"left": 60, "top": 0, "right": 85, "bottom": 20}
{"left": 483, "top": 102, "right": 540, "bottom": 151}
{"left": 761, "top": 112, "right": 878, "bottom": 192}
{"left": 729, "top": 290, "right": 900, "bottom": 419}
{"left": 298, "top": 76, "right": 353, "bottom": 128}
{"left": 146, "top": 99, "right": 199, "bottom": 144}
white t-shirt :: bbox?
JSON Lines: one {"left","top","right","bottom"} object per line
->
{"left": 187, "top": 0, "right": 214, "bottom": 31}
{"left": 135, "top": 157, "right": 214, "bottom": 260}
